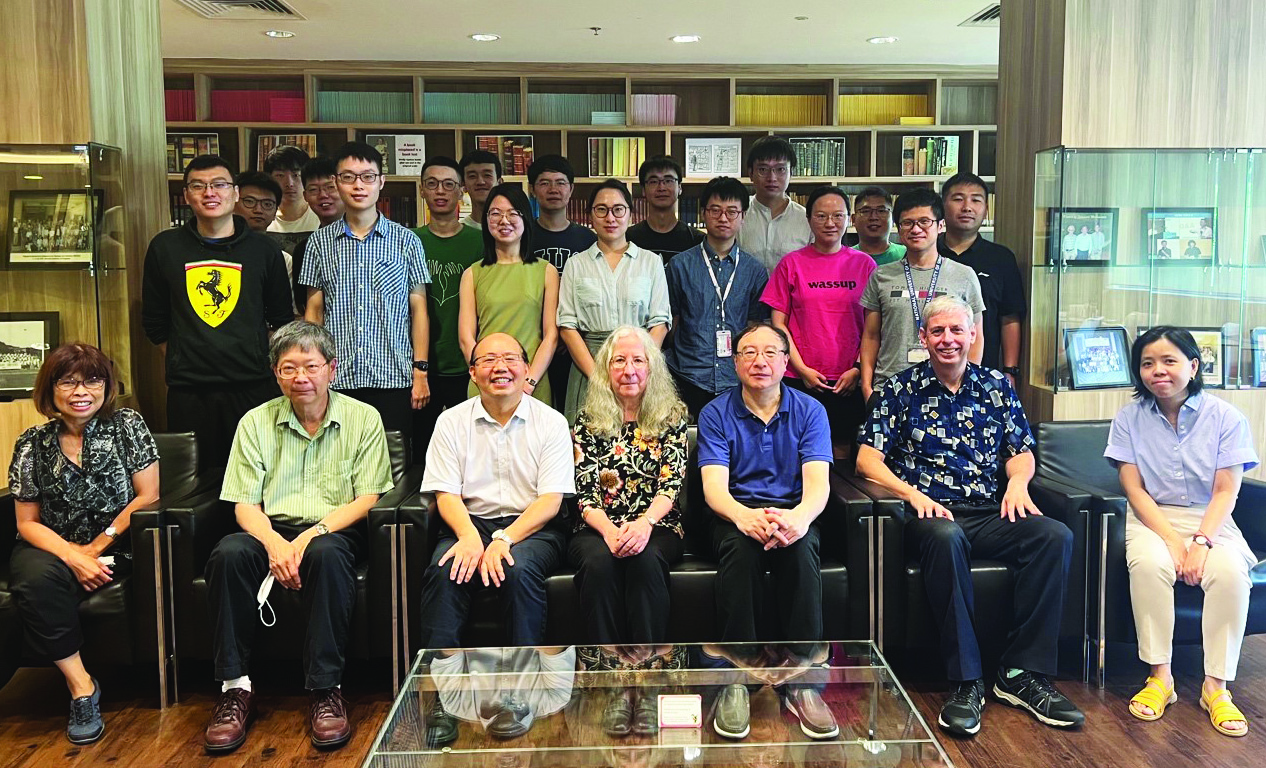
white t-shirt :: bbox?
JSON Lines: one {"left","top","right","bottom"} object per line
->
{"left": 461, "top": 214, "right": 481, "bottom": 230}
{"left": 268, "top": 205, "right": 320, "bottom": 233}
{"left": 739, "top": 195, "right": 812, "bottom": 275}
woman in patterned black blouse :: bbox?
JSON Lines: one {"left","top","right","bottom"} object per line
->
{"left": 568, "top": 325, "right": 688, "bottom": 737}
{"left": 7, "top": 344, "right": 160, "bottom": 745}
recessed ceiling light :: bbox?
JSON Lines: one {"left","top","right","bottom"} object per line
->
{"left": 670, "top": 34, "right": 701, "bottom": 44}
{"left": 867, "top": 36, "right": 899, "bottom": 44}
{"left": 470, "top": 33, "right": 501, "bottom": 42}
{"left": 795, "top": 16, "right": 809, "bottom": 21}
{"left": 23, "top": 175, "right": 43, "bottom": 181}
{"left": 263, "top": 29, "right": 294, "bottom": 39}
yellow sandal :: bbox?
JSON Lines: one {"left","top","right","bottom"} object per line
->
{"left": 1200, "top": 688, "right": 1249, "bottom": 737}
{"left": 1129, "top": 676, "right": 1176, "bottom": 721}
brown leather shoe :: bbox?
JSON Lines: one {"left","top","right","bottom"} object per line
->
{"left": 204, "top": 687, "right": 254, "bottom": 753}
{"left": 310, "top": 687, "right": 352, "bottom": 749}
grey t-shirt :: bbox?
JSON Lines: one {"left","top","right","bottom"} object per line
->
{"left": 860, "top": 257, "right": 985, "bottom": 386}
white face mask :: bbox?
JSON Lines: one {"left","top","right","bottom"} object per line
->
{"left": 256, "top": 573, "right": 276, "bottom": 627}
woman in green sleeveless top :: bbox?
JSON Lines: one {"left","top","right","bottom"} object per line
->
{"left": 458, "top": 184, "right": 559, "bottom": 404}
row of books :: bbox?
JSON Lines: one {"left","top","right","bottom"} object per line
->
{"left": 837, "top": 94, "right": 930, "bottom": 125}
{"left": 527, "top": 93, "right": 626, "bottom": 125}
{"left": 375, "top": 195, "right": 419, "bottom": 228}
{"left": 210, "top": 90, "right": 305, "bottom": 122}
{"left": 475, "top": 135, "right": 535, "bottom": 176}
{"left": 629, "top": 94, "right": 680, "bottom": 126}
{"left": 423, "top": 92, "right": 520, "bottom": 124}
{"left": 735, "top": 95, "right": 826, "bottom": 126}
{"left": 316, "top": 91, "right": 412, "bottom": 124}
{"left": 166, "top": 133, "right": 221, "bottom": 174}
{"left": 901, "top": 135, "right": 960, "bottom": 176}
{"left": 588, "top": 137, "right": 647, "bottom": 178}
{"left": 165, "top": 89, "right": 196, "bottom": 122}
{"left": 789, "top": 138, "right": 850, "bottom": 177}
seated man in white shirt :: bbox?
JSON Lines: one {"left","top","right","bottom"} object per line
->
{"left": 417, "top": 332, "right": 576, "bottom": 648}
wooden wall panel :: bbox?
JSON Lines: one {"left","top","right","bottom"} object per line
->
{"left": 0, "top": 1, "right": 90, "bottom": 144}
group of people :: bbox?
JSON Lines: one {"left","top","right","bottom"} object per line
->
{"left": 5, "top": 135, "right": 1258, "bottom": 754}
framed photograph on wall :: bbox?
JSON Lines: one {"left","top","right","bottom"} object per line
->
{"left": 1048, "top": 207, "right": 1118, "bottom": 265}
{"left": 1185, "top": 327, "right": 1224, "bottom": 388}
{"left": 4, "top": 190, "right": 97, "bottom": 269}
{"left": 1142, "top": 207, "right": 1215, "bottom": 264}
{"left": 1063, "top": 326, "right": 1133, "bottom": 390}
{"left": 0, "top": 312, "right": 59, "bottom": 399}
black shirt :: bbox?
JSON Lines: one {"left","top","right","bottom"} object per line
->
{"left": 937, "top": 233, "right": 1025, "bottom": 371}
{"left": 531, "top": 221, "right": 597, "bottom": 272}
{"left": 627, "top": 220, "right": 705, "bottom": 266}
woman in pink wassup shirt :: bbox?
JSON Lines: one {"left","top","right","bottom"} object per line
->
{"left": 759, "top": 186, "right": 876, "bottom": 451}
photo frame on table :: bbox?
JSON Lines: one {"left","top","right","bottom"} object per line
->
{"left": 1250, "top": 327, "right": 1266, "bottom": 388}
{"left": 1184, "top": 327, "right": 1225, "bottom": 388}
{"left": 4, "top": 190, "right": 99, "bottom": 270}
{"left": 0, "top": 312, "right": 59, "bottom": 399}
{"left": 1142, "top": 207, "right": 1215, "bottom": 264}
{"left": 1049, "top": 207, "right": 1117, "bottom": 265}
{"left": 1063, "top": 326, "right": 1133, "bottom": 390}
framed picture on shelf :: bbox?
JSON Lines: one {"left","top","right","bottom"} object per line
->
{"left": 0, "top": 312, "right": 59, "bottom": 399}
{"left": 1250, "top": 327, "right": 1266, "bottom": 388}
{"left": 1048, "top": 207, "right": 1117, "bottom": 265}
{"left": 1142, "top": 207, "right": 1214, "bottom": 263}
{"left": 684, "top": 138, "right": 742, "bottom": 178}
{"left": 1063, "top": 326, "right": 1132, "bottom": 390}
{"left": 1185, "top": 327, "right": 1224, "bottom": 388}
{"left": 365, "top": 134, "right": 426, "bottom": 176}
{"left": 3, "top": 190, "right": 98, "bottom": 270}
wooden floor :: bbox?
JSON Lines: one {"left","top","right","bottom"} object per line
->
{"left": 1, "top": 640, "right": 1264, "bottom": 768}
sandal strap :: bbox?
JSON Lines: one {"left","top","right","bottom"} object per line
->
{"left": 1205, "top": 690, "right": 1244, "bottom": 722}
{"left": 1131, "top": 677, "right": 1173, "bottom": 710}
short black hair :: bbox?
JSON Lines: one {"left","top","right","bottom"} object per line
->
{"left": 853, "top": 185, "right": 893, "bottom": 209}
{"left": 421, "top": 155, "right": 462, "bottom": 179}
{"left": 587, "top": 178, "right": 633, "bottom": 209}
{"left": 941, "top": 171, "right": 989, "bottom": 200}
{"left": 805, "top": 186, "right": 850, "bottom": 217}
{"left": 638, "top": 155, "right": 683, "bottom": 186}
{"left": 480, "top": 183, "right": 537, "bottom": 266}
{"left": 235, "top": 171, "right": 282, "bottom": 203}
{"left": 332, "top": 141, "right": 383, "bottom": 174}
{"left": 1131, "top": 326, "right": 1204, "bottom": 402}
{"left": 459, "top": 149, "right": 503, "bottom": 179}
{"left": 734, "top": 320, "right": 790, "bottom": 354}
{"left": 893, "top": 188, "right": 944, "bottom": 224}
{"left": 746, "top": 136, "right": 796, "bottom": 170}
{"left": 301, "top": 157, "right": 338, "bottom": 186}
{"left": 527, "top": 154, "right": 575, "bottom": 185}
{"left": 699, "top": 176, "right": 749, "bottom": 211}
{"left": 183, "top": 154, "right": 236, "bottom": 184}
{"left": 263, "top": 145, "right": 310, "bottom": 174}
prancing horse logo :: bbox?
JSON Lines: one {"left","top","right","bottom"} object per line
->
{"left": 185, "top": 260, "right": 242, "bottom": 328}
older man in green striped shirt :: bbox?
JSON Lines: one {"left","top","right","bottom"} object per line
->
{"left": 202, "top": 320, "right": 393, "bottom": 755}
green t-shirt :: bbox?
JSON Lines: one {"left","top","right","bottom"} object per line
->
{"left": 413, "top": 225, "right": 484, "bottom": 375}
{"left": 864, "top": 242, "right": 906, "bottom": 266}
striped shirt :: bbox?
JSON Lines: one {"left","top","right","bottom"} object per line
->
{"left": 221, "top": 391, "right": 394, "bottom": 526}
{"left": 299, "top": 215, "right": 430, "bottom": 389}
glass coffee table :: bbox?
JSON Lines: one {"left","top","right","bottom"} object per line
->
{"left": 364, "top": 642, "right": 952, "bottom": 767}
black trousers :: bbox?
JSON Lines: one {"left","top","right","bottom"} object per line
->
{"left": 338, "top": 387, "right": 413, "bottom": 444}
{"left": 787, "top": 378, "right": 866, "bottom": 448}
{"left": 206, "top": 524, "right": 364, "bottom": 689}
{"left": 672, "top": 373, "right": 729, "bottom": 425}
{"left": 567, "top": 526, "right": 685, "bottom": 644}
{"left": 547, "top": 346, "right": 571, "bottom": 413}
{"left": 168, "top": 379, "right": 279, "bottom": 470}
{"left": 417, "top": 516, "right": 565, "bottom": 648}
{"left": 904, "top": 507, "right": 1072, "bottom": 681}
{"left": 412, "top": 372, "right": 470, "bottom": 463}
{"left": 711, "top": 521, "right": 823, "bottom": 643}
{"left": 8, "top": 541, "right": 132, "bottom": 662}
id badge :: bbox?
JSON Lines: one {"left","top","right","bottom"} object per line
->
{"left": 907, "top": 347, "right": 930, "bottom": 363}
{"left": 716, "top": 329, "right": 732, "bottom": 358}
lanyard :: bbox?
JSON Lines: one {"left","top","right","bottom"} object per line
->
{"left": 702, "top": 248, "right": 739, "bottom": 323}
{"left": 903, "top": 256, "right": 943, "bottom": 331}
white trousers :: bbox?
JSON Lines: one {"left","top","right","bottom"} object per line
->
{"left": 1125, "top": 504, "right": 1255, "bottom": 680}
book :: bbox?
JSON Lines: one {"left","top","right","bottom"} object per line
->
{"left": 836, "top": 93, "right": 929, "bottom": 125}
{"left": 789, "top": 137, "right": 848, "bottom": 177}
{"left": 366, "top": 134, "right": 427, "bottom": 176}
{"left": 211, "top": 89, "right": 304, "bottom": 122}
{"left": 897, "top": 116, "right": 936, "bottom": 125}
{"left": 166, "top": 133, "right": 221, "bottom": 174}
{"left": 684, "top": 138, "right": 742, "bottom": 177}
{"left": 256, "top": 134, "right": 318, "bottom": 170}
{"left": 475, "top": 135, "right": 535, "bottom": 175}
{"left": 586, "top": 136, "right": 646, "bottom": 177}
{"left": 900, "top": 135, "right": 959, "bottom": 176}
{"left": 164, "top": 89, "right": 196, "bottom": 121}
{"left": 527, "top": 93, "right": 626, "bottom": 125}
{"left": 630, "top": 94, "right": 679, "bottom": 126}
{"left": 317, "top": 91, "right": 412, "bottom": 123}
{"left": 735, "top": 94, "right": 826, "bottom": 126}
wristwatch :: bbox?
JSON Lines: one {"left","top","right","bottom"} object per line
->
{"left": 104, "top": 526, "right": 118, "bottom": 540}
{"left": 315, "top": 523, "right": 330, "bottom": 536}
{"left": 1002, "top": 366, "right": 1022, "bottom": 377}
{"left": 525, "top": 377, "right": 538, "bottom": 388}
{"left": 1192, "top": 533, "right": 1213, "bottom": 549}
{"left": 412, "top": 360, "right": 430, "bottom": 372}
{"left": 491, "top": 529, "right": 516, "bottom": 547}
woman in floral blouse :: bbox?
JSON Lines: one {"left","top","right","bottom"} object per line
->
{"left": 7, "top": 344, "right": 160, "bottom": 745}
{"left": 569, "top": 325, "right": 688, "bottom": 737}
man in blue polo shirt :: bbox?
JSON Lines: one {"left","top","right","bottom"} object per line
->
{"left": 696, "top": 321, "right": 835, "bottom": 742}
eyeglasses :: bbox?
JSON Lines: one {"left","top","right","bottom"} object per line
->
{"left": 305, "top": 182, "right": 338, "bottom": 196}
{"left": 897, "top": 218, "right": 939, "bottom": 232}
{"left": 55, "top": 377, "right": 106, "bottom": 392}
{"left": 642, "top": 176, "right": 679, "bottom": 187}
{"left": 185, "top": 181, "right": 234, "bottom": 194}
{"left": 751, "top": 165, "right": 790, "bottom": 178}
{"left": 856, "top": 206, "right": 891, "bottom": 218}
{"left": 487, "top": 209, "right": 524, "bottom": 223}
{"left": 239, "top": 196, "right": 278, "bottom": 211}
{"left": 422, "top": 178, "right": 460, "bottom": 191}
{"left": 473, "top": 352, "right": 524, "bottom": 368}
{"left": 533, "top": 179, "right": 571, "bottom": 189}
{"left": 610, "top": 355, "right": 648, "bottom": 368}
{"left": 591, "top": 204, "right": 629, "bottom": 218}
{"left": 811, "top": 213, "right": 848, "bottom": 224}
{"left": 705, "top": 205, "right": 743, "bottom": 220}
{"left": 276, "top": 362, "right": 329, "bottom": 379}
{"left": 336, "top": 171, "right": 382, "bottom": 185}
{"left": 736, "top": 348, "right": 787, "bottom": 362}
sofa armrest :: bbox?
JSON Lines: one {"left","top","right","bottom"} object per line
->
{"left": 0, "top": 489, "right": 15, "bottom": 566}
{"left": 1235, "top": 478, "right": 1266, "bottom": 554}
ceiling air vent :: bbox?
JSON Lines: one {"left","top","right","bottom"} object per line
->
{"left": 959, "top": 3, "right": 1001, "bottom": 28}
{"left": 172, "top": 0, "right": 306, "bottom": 21}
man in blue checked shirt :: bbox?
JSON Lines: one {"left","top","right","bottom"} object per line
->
{"left": 856, "top": 295, "right": 1084, "bottom": 739}
{"left": 301, "top": 142, "right": 430, "bottom": 443}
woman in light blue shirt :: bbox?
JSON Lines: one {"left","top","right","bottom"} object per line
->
{"left": 1104, "top": 326, "right": 1257, "bottom": 737}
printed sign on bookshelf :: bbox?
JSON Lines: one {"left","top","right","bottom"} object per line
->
{"left": 367, "top": 135, "right": 426, "bottom": 177}
{"left": 166, "top": 133, "right": 221, "bottom": 175}
{"left": 684, "top": 138, "right": 742, "bottom": 178}
{"left": 475, "top": 135, "right": 535, "bottom": 176}
{"left": 900, "top": 135, "right": 959, "bottom": 176}
{"left": 257, "top": 134, "right": 318, "bottom": 171}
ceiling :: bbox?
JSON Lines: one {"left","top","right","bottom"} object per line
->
{"left": 160, "top": 0, "right": 1001, "bottom": 66}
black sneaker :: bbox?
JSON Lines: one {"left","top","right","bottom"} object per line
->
{"left": 937, "top": 679, "right": 985, "bottom": 737}
{"left": 992, "top": 669, "right": 1085, "bottom": 728}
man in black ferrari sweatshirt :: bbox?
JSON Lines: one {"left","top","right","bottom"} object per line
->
{"left": 142, "top": 154, "right": 295, "bottom": 468}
